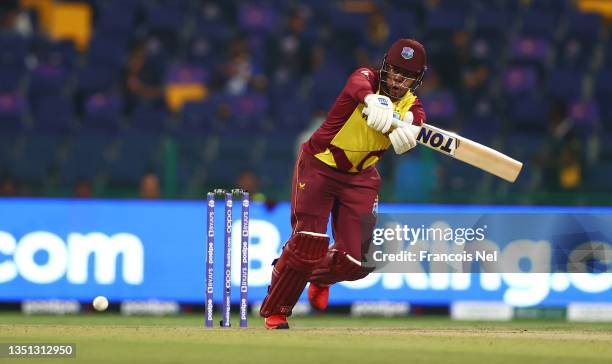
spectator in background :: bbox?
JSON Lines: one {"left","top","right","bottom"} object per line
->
{"left": 236, "top": 169, "right": 267, "bottom": 203}
{"left": 73, "top": 180, "right": 93, "bottom": 198}
{"left": 355, "top": 9, "right": 390, "bottom": 68}
{"left": 0, "top": 176, "right": 17, "bottom": 196}
{"left": 266, "top": 8, "right": 313, "bottom": 79}
{"left": 139, "top": 171, "right": 161, "bottom": 199}
{"left": 429, "top": 30, "right": 470, "bottom": 91}
{"left": 539, "top": 102, "right": 584, "bottom": 191}
{"left": 124, "top": 41, "right": 165, "bottom": 112}
{"left": 0, "top": 0, "right": 32, "bottom": 36}
{"left": 220, "top": 36, "right": 258, "bottom": 95}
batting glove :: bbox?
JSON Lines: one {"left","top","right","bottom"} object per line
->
{"left": 389, "top": 123, "right": 417, "bottom": 155}
{"left": 364, "top": 94, "right": 394, "bottom": 133}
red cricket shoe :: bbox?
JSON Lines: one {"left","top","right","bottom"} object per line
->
{"left": 264, "top": 315, "right": 289, "bottom": 329}
{"left": 308, "top": 283, "right": 329, "bottom": 311}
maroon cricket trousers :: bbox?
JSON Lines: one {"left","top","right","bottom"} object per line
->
{"left": 289, "top": 144, "right": 381, "bottom": 259}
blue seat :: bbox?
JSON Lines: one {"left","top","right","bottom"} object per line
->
{"left": 0, "top": 32, "right": 28, "bottom": 69}
{"left": 58, "top": 132, "right": 113, "bottom": 185}
{"left": 594, "top": 69, "right": 612, "bottom": 101}
{"left": 0, "top": 133, "right": 17, "bottom": 176}
{"left": 180, "top": 101, "right": 216, "bottom": 133}
{"left": 107, "top": 130, "right": 161, "bottom": 185}
{"left": 310, "top": 59, "right": 348, "bottom": 111}
{"left": 507, "top": 95, "right": 549, "bottom": 132}
{"left": 10, "top": 133, "right": 58, "bottom": 183}
{"left": 217, "top": 131, "right": 257, "bottom": 161}
{"left": 473, "top": 10, "right": 509, "bottom": 37}
{"left": 146, "top": 4, "right": 186, "bottom": 31}
{"left": 520, "top": 11, "right": 557, "bottom": 39}
{"left": 565, "top": 11, "right": 603, "bottom": 42}
{"left": 77, "top": 63, "right": 118, "bottom": 96}
{"left": 387, "top": 11, "right": 417, "bottom": 40}
{"left": 556, "top": 36, "right": 596, "bottom": 69}
{"left": 83, "top": 93, "right": 123, "bottom": 132}
{"left": 269, "top": 80, "right": 311, "bottom": 131}
{"left": 96, "top": 2, "right": 137, "bottom": 36}
{"left": 547, "top": 68, "right": 584, "bottom": 102}
{"left": 130, "top": 105, "right": 169, "bottom": 132}
{"left": 32, "top": 95, "right": 76, "bottom": 133}
{"left": 0, "top": 33, "right": 27, "bottom": 92}
{"left": 35, "top": 39, "right": 78, "bottom": 69}
{"left": 87, "top": 35, "right": 127, "bottom": 71}
{"left": 426, "top": 9, "right": 466, "bottom": 33}
{"left": 329, "top": 8, "right": 368, "bottom": 32}
{"left": 0, "top": 64, "right": 26, "bottom": 92}
{"left": 204, "top": 159, "right": 247, "bottom": 187}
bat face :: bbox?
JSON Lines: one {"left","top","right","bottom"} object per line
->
{"left": 416, "top": 124, "right": 458, "bottom": 157}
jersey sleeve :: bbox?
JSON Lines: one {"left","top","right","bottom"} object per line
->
{"left": 344, "top": 68, "right": 377, "bottom": 103}
{"left": 409, "top": 97, "right": 426, "bottom": 126}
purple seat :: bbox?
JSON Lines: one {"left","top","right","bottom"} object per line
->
{"left": 510, "top": 37, "right": 552, "bottom": 64}
{"left": 165, "top": 63, "right": 208, "bottom": 85}
{"left": 503, "top": 66, "right": 539, "bottom": 95}
{"left": 238, "top": 3, "right": 279, "bottom": 33}
{"left": 568, "top": 99, "right": 599, "bottom": 134}
{"left": 421, "top": 90, "right": 457, "bottom": 126}
{"left": 0, "top": 93, "right": 26, "bottom": 132}
{"left": 29, "top": 64, "right": 70, "bottom": 98}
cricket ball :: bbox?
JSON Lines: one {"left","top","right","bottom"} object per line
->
{"left": 92, "top": 296, "right": 109, "bottom": 311}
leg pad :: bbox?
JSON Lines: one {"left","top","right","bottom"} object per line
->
{"left": 259, "top": 231, "right": 329, "bottom": 317}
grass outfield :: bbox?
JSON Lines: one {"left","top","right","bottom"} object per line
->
{"left": 1, "top": 313, "right": 612, "bottom": 364}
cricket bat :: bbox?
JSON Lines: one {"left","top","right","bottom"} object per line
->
{"left": 363, "top": 108, "right": 523, "bottom": 182}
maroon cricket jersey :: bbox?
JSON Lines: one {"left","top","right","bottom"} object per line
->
{"left": 303, "top": 67, "right": 426, "bottom": 172}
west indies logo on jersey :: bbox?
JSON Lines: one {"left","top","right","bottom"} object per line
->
{"left": 401, "top": 46, "right": 414, "bottom": 60}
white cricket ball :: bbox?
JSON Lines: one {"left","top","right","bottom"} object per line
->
{"left": 92, "top": 296, "right": 109, "bottom": 311}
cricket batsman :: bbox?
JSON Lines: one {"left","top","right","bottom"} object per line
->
{"left": 260, "top": 39, "right": 428, "bottom": 329}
